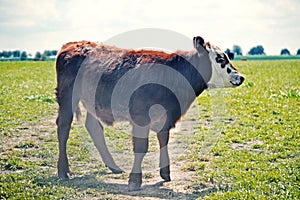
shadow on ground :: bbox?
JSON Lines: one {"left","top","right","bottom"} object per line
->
{"left": 36, "top": 171, "right": 227, "bottom": 199}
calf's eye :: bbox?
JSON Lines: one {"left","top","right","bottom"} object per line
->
{"left": 216, "top": 57, "right": 225, "bottom": 63}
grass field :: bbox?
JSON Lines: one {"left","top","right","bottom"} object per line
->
{"left": 0, "top": 60, "right": 299, "bottom": 199}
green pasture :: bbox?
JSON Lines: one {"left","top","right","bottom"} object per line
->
{"left": 0, "top": 60, "right": 299, "bottom": 199}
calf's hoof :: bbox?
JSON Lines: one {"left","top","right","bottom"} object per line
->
{"left": 57, "top": 166, "right": 71, "bottom": 179}
{"left": 58, "top": 171, "right": 70, "bottom": 179}
{"left": 57, "top": 160, "right": 71, "bottom": 179}
{"left": 160, "top": 166, "right": 171, "bottom": 182}
{"left": 128, "top": 173, "right": 142, "bottom": 191}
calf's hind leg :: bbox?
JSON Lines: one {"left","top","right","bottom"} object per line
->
{"left": 157, "top": 131, "right": 171, "bottom": 181}
{"left": 56, "top": 95, "right": 74, "bottom": 178}
{"left": 85, "top": 112, "right": 123, "bottom": 174}
{"left": 128, "top": 125, "right": 150, "bottom": 191}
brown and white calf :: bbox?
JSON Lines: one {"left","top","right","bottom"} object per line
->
{"left": 55, "top": 36, "right": 244, "bottom": 191}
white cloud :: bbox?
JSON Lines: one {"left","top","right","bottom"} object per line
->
{"left": 0, "top": 0, "right": 299, "bottom": 54}
{"left": 0, "top": 0, "right": 60, "bottom": 27}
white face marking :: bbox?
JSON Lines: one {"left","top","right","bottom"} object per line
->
{"left": 206, "top": 44, "right": 244, "bottom": 89}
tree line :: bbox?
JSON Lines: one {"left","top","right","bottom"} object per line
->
{"left": 0, "top": 50, "right": 58, "bottom": 61}
{"left": 226, "top": 45, "right": 300, "bottom": 56}
{"left": 1, "top": 46, "right": 300, "bottom": 61}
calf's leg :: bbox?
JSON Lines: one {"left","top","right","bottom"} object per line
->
{"left": 56, "top": 100, "right": 74, "bottom": 178}
{"left": 157, "top": 131, "right": 171, "bottom": 181}
{"left": 128, "top": 125, "right": 149, "bottom": 191}
{"left": 85, "top": 112, "right": 123, "bottom": 174}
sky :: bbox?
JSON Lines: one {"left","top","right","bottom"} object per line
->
{"left": 0, "top": 0, "right": 300, "bottom": 55}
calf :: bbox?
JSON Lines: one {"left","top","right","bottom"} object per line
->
{"left": 55, "top": 36, "right": 244, "bottom": 191}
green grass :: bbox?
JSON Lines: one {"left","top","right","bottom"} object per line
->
{"left": 189, "top": 60, "right": 300, "bottom": 199}
{"left": 0, "top": 62, "right": 57, "bottom": 137}
{"left": 0, "top": 62, "right": 78, "bottom": 198}
{"left": 0, "top": 60, "right": 299, "bottom": 199}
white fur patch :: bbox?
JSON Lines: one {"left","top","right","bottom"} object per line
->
{"left": 206, "top": 45, "right": 243, "bottom": 89}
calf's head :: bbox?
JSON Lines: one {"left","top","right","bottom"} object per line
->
{"left": 193, "top": 36, "right": 245, "bottom": 89}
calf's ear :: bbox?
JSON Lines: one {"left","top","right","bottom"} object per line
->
{"left": 193, "top": 36, "right": 205, "bottom": 50}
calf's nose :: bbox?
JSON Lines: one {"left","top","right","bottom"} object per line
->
{"left": 239, "top": 75, "right": 245, "bottom": 85}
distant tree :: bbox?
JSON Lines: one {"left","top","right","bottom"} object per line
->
{"left": 51, "top": 50, "right": 58, "bottom": 56}
{"left": 34, "top": 52, "right": 42, "bottom": 61}
{"left": 297, "top": 49, "right": 300, "bottom": 55}
{"left": 233, "top": 45, "right": 242, "bottom": 55}
{"left": 225, "top": 48, "right": 231, "bottom": 55}
{"left": 12, "top": 50, "right": 21, "bottom": 58}
{"left": 43, "top": 50, "right": 52, "bottom": 57}
{"left": 2, "top": 51, "right": 12, "bottom": 58}
{"left": 280, "top": 48, "right": 290, "bottom": 55}
{"left": 41, "top": 54, "right": 47, "bottom": 61}
{"left": 2, "top": 51, "right": 7, "bottom": 58}
{"left": 0, "top": 51, "right": 3, "bottom": 58}
{"left": 20, "top": 51, "right": 27, "bottom": 60}
{"left": 248, "top": 45, "right": 265, "bottom": 55}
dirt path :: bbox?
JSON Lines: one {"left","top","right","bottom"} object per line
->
{"left": 94, "top": 102, "right": 202, "bottom": 199}
{"left": 101, "top": 160, "right": 196, "bottom": 200}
